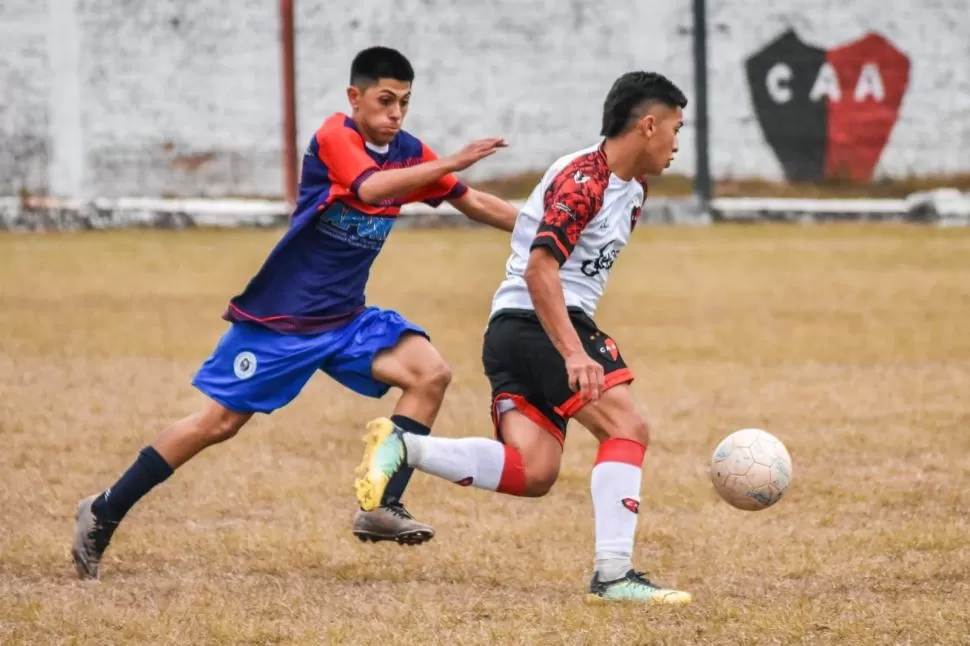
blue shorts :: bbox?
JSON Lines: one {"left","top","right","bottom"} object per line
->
{"left": 191, "top": 307, "right": 427, "bottom": 414}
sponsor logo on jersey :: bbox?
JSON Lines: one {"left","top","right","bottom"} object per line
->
{"left": 581, "top": 241, "right": 620, "bottom": 277}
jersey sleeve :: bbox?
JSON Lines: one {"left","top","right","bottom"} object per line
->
{"left": 402, "top": 142, "right": 468, "bottom": 207}
{"left": 315, "top": 123, "right": 380, "bottom": 196}
{"left": 531, "top": 168, "right": 605, "bottom": 265}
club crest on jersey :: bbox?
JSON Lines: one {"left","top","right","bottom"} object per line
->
{"left": 621, "top": 497, "right": 640, "bottom": 514}
{"left": 598, "top": 337, "right": 619, "bottom": 362}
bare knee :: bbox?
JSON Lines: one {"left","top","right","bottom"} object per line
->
{"left": 498, "top": 408, "right": 564, "bottom": 497}
{"left": 521, "top": 459, "right": 560, "bottom": 497}
{"left": 198, "top": 404, "right": 250, "bottom": 444}
{"left": 623, "top": 415, "right": 650, "bottom": 448}
{"left": 574, "top": 385, "right": 651, "bottom": 449}
{"left": 587, "top": 411, "right": 650, "bottom": 449}
{"left": 406, "top": 358, "right": 453, "bottom": 398}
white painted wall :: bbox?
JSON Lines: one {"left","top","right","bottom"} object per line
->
{"left": 2, "top": 0, "right": 968, "bottom": 198}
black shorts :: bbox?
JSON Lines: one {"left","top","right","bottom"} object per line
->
{"left": 481, "top": 308, "right": 634, "bottom": 446}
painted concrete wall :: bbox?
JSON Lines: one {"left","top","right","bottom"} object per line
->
{"left": 2, "top": 0, "right": 968, "bottom": 198}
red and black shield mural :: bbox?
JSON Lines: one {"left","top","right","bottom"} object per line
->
{"left": 746, "top": 29, "right": 910, "bottom": 183}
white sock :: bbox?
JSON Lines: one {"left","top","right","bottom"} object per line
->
{"left": 591, "top": 438, "right": 646, "bottom": 582}
{"left": 402, "top": 434, "right": 525, "bottom": 493}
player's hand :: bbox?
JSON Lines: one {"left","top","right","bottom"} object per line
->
{"left": 565, "top": 350, "right": 605, "bottom": 404}
{"left": 446, "top": 138, "right": 509, "bottom": 172}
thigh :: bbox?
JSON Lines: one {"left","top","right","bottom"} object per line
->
{"left": 322, "top": 306, "right": 431, "bottom": 398}
{"left": 482, "top": 313, "right": 570, "bottom": 446}
{"left": 369, "top": 330, "right": 445, "bottom": 389}
{"left": 499, "top": 408, "right": 564, "bottom": 465}
{"left": 482, "top": 312, "right": 637, "bottom": 443}
{"left": 191, "top": 322, "right": 332, "bottom": 414}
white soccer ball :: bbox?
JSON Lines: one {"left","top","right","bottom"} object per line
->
{"left": 710, "top": 428, "right": 792, "bottom": 511}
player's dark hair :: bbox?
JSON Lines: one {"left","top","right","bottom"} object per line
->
{"left": 600, "top": 71, "right": 688, "bottom": 138}
{"left": 350, "top": 46, "right": 415, "bottom": 88}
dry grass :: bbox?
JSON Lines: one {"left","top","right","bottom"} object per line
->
{"left": 1, "top": 224, "right": 969, "bottom": 645}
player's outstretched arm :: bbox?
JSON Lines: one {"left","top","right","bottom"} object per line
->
{"left": 448, "top": 188, "right": 518, "bottom": 232}
{"left": 357, "top": 138, "right": 508, "bottom": 205}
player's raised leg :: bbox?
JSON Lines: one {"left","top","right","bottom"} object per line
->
{"left": 355, "top": 403, "right": 563, "bottom": 512}
{"left": 342, "top": 322, "right": 450, "bottom": 545}
{"left": 572, "top": 384, "right": 691, "bottom": 605}
{"left": 354, "top": 305, "right": 570, "bottom": 513}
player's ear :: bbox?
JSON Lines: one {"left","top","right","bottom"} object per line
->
{"left": 638, "top": 113, "right": 656, "bottom": 139}
{"left": 346, "top": 85, "right": 361, "bottom": 110}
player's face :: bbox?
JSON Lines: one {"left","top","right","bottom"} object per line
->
{"left": 348, "top": 79, "right": 411, "bottom": 145}
{"left": 638, "top": 106, "right": 683, "bottom": 176}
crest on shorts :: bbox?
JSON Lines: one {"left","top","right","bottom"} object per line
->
{"left": 598, "top": 337, "right": 619, "bottom": 362}
{"left": 621, "top": 497, "right": 640, "bottom": 514}
{"left": 233, "top": 351, "right": 257, "bottom": 380}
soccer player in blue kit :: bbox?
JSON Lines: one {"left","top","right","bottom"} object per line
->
{"left": 72, "top": 46, "right": 519, "bottom": 580}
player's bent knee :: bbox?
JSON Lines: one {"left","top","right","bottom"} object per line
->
{"left": 624, "top": 415, "right": 650, "bottom": 447}
{"left": 601, "top": 413, "right": 649, "bottom": 448}
{"left": 521, "top": 462, "right": 560, "bottom": 497}
{"left": 575, "top": 386, "right": 651, "bottom": 447}
{"left": 200, "top": 402, "right": 251, "bottom": 444}
{"left": 408, "top": 359, "right": 453, "bottom": 396}
{"left": 522, "top": 477, "right": 557, "bottom": 497}
{"left": 427, "top": 360, "right": 453, "bottom": 391}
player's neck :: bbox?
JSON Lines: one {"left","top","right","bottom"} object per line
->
{"left": 601, "top": 138, "right": 639, "bottom": 182}
{"left": 349, "top": 115, "right": 390, "bottom": 149}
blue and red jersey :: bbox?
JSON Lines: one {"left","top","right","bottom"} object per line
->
{"left": 224, "top": 112, "right": 468, "bottom": 333}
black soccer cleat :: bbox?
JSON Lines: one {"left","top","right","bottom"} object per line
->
{"left": 72, "top": 495, "right": 118, "bottom": 580}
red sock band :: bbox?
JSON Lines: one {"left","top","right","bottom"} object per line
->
{"left": 497, "top": 445, "right": 527, "bottom": 495}
{"left": 595, "top": 438, "right": 646, "bottom": 467}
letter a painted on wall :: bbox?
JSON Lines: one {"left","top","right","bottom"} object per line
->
{"left": 746, "top": 29, "right": 911, "bottom": 183}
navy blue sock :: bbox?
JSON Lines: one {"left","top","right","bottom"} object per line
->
{"left": 381, "top": 415, "right": 431, "bottom": 507}
{"left": 91, "top": 446, "right": 174, "bottom": 524}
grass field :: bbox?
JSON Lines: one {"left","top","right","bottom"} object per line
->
{"left": 2, "top": 224, "right": 969, "bottom": 645}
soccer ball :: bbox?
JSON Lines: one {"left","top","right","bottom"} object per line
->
{"left": 710, "top": 428, "right": 792, "bottom": 511}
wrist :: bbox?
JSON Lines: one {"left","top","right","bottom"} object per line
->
{"left": 439, "top": 156, "right": 462, "bottom": 174}
{"left": 558, "top": 341, "right": 585, "bottom": 360}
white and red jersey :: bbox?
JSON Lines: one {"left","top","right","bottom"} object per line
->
{"left": 489, "top": 142, "right": 645, "bottom": 320}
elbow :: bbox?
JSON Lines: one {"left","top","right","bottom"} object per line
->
{"left": 524, "top": 255, "right": 545, "bottom": 294}
{"left": 356, "top": 183, "right": 378, "bottom": 205}
{"left": 525, "top": 248, "right": 560, "bottom": 297}
{"left": 354, "top": 173, "right": 385, "bottom": 205}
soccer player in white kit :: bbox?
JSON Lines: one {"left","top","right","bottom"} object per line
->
{"left": 354, "top": 71, "right": 691, "bottom": 604}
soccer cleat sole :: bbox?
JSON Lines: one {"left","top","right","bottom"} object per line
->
{"left": 353, "top": 419, "right": 396, "bottom": 512}
{"left": 583, "top": 590, "right": 693, "bottom": 606}
{"left": 353, "top": 529, "right": 435, "bottom": 546}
